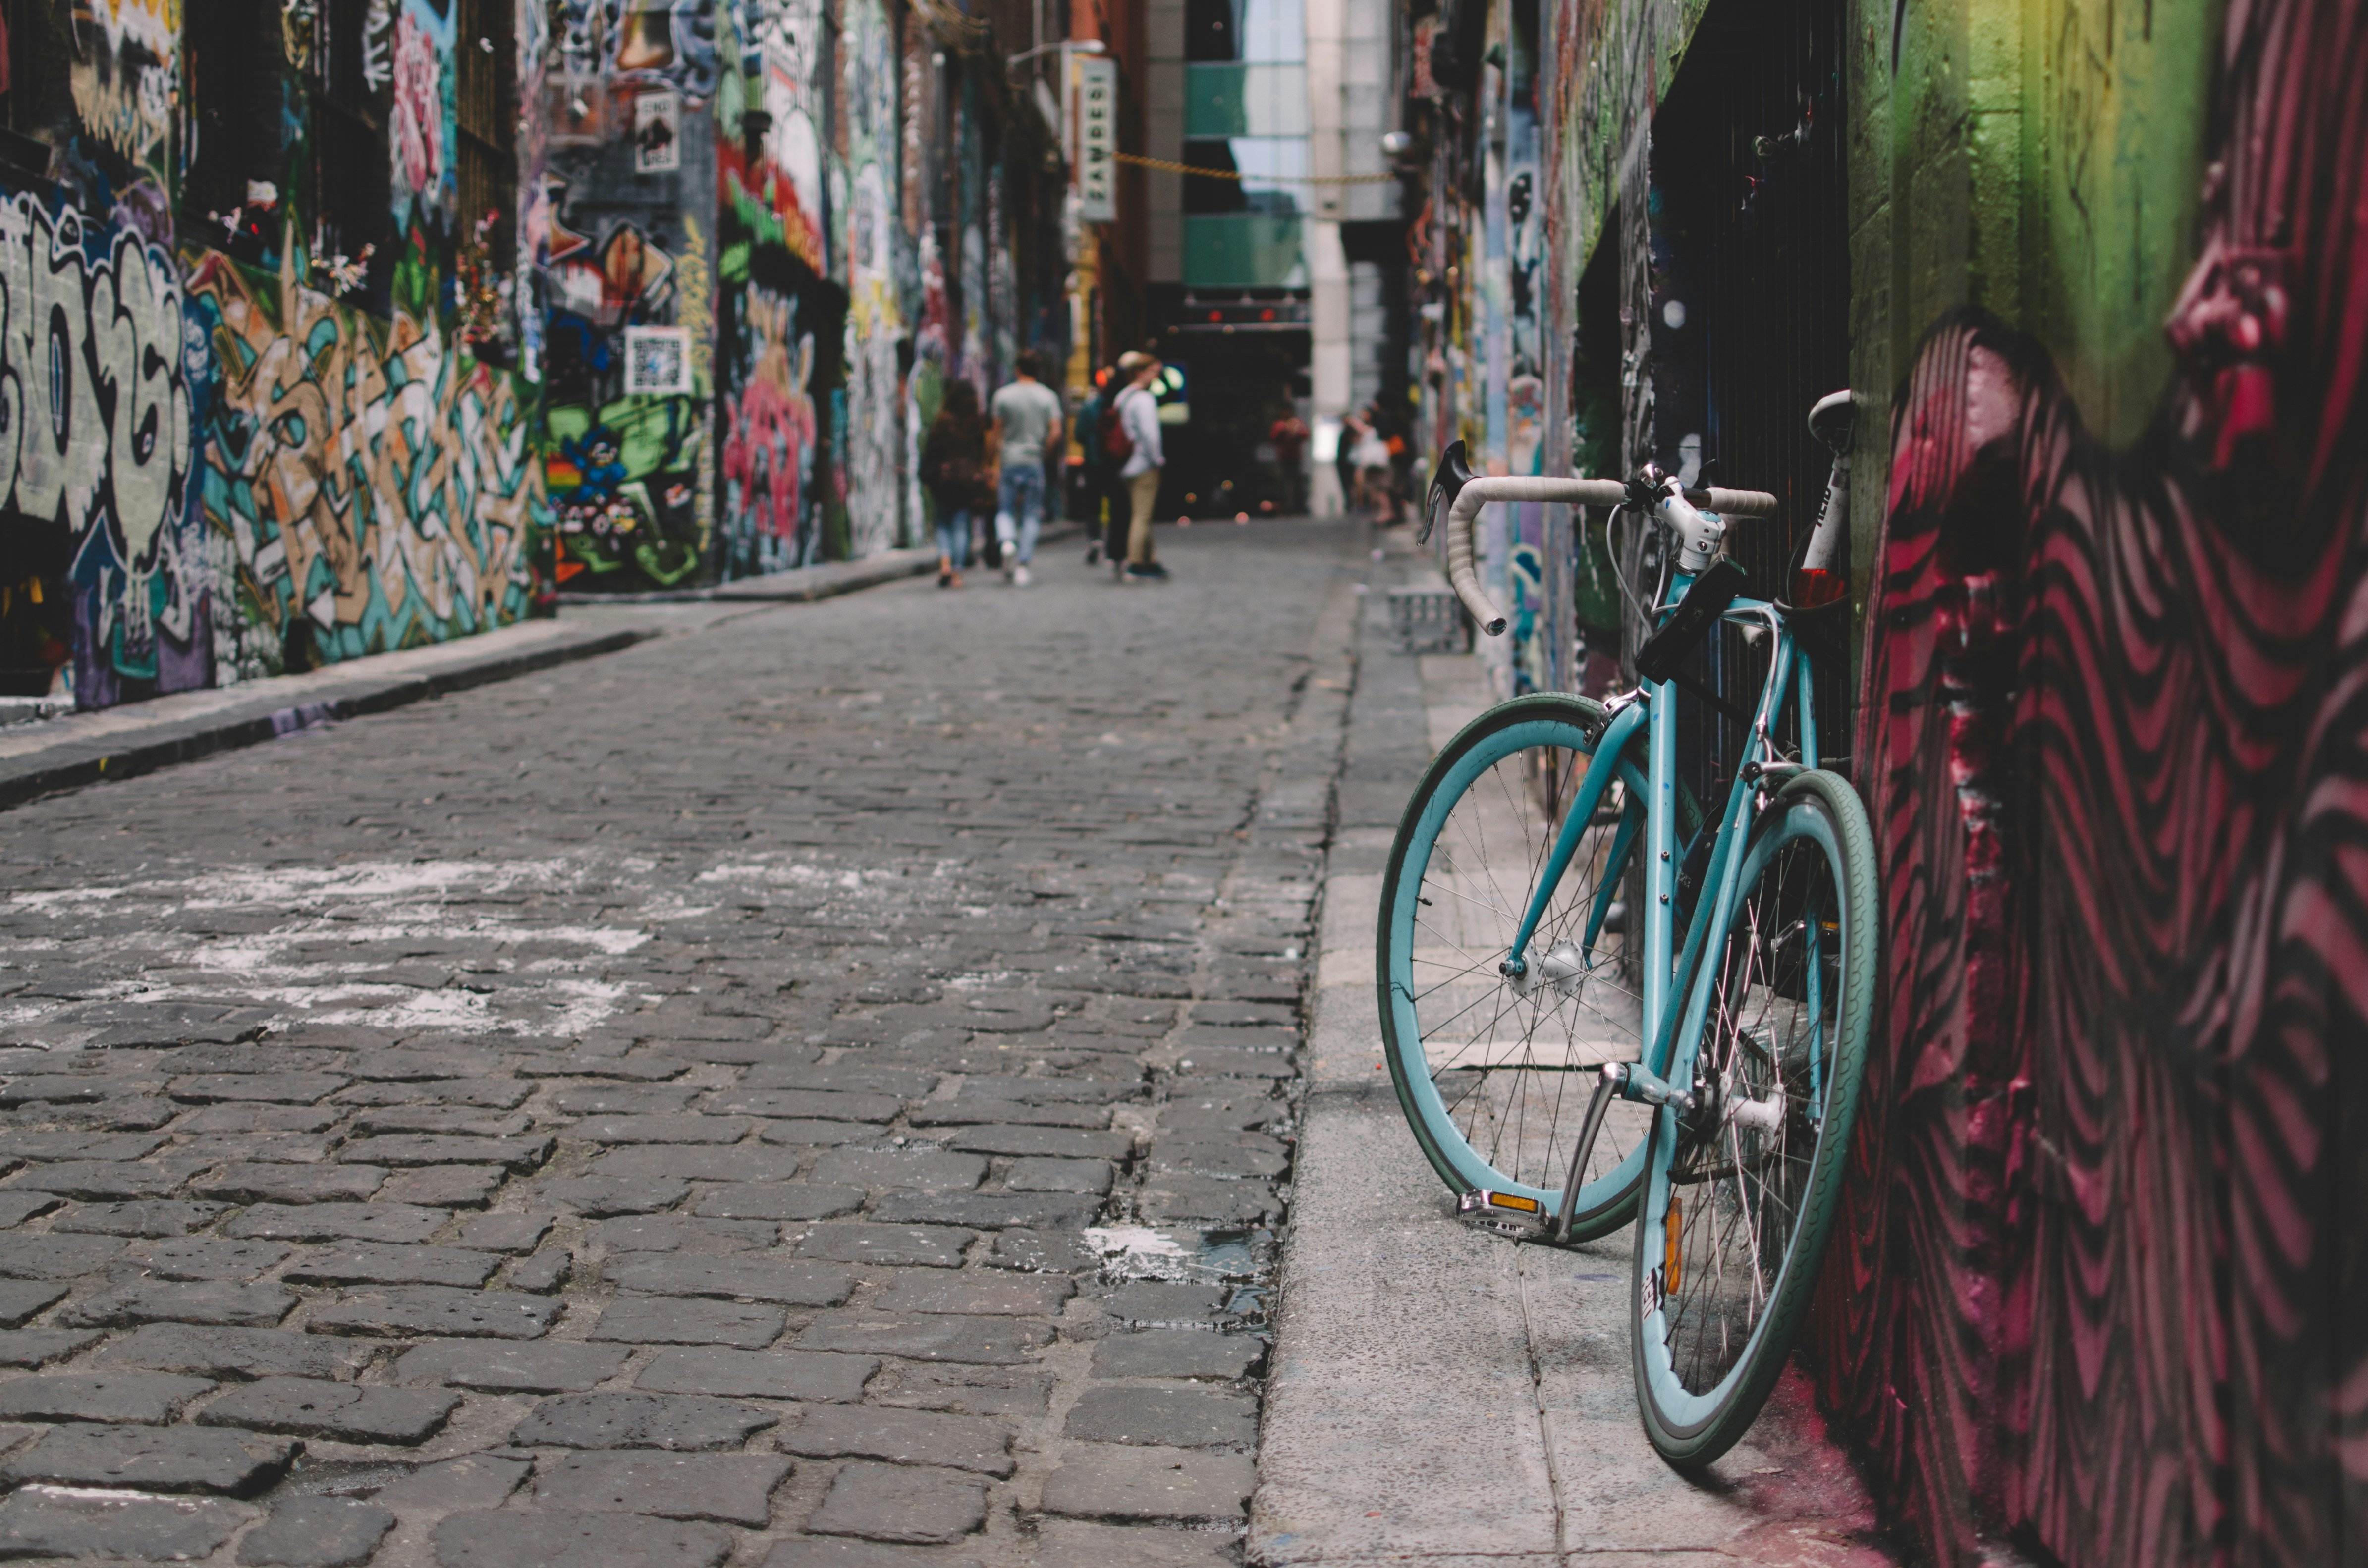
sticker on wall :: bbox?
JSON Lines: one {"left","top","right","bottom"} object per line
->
{"left": 624, "top": 326, "right": 693, "bottom": 393}
{"left": 635, "top": 90, "right": 682, "bottom": 173}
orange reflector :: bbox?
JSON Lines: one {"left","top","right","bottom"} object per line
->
{"left": 1488, "top": 1192, "right": 1542, "bottom": 1213}
{"left": 1664, "top": 1194, "right": 1684, "bottom": 1296}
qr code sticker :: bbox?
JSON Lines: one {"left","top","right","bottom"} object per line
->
{"left": 624, "top": 326, "right": 691, "bottom": 394}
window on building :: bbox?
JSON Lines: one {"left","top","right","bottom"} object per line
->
{"left": 1182, "top": 0, "right": 1308, "bottom": 289}
{"left": 182, "top": 0, "right": 287, "bottom": 235}
{"left": 306, "top": 0, "right": 396, "bottom": 307}
{"left": 456, "top": 0, "right": 516, "bottom": 262}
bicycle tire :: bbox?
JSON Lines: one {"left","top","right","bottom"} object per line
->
{"left": 1629, "top": 768, "right": 1876, "bottom": 1465}
{"left": 1377, "top": 694, "right": 1698, "bottom": 1242}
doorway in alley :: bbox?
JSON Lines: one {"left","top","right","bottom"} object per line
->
{"left": 1647, "top": 0, "right": 1852, "bottom": 785}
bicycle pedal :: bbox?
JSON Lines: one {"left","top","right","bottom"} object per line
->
{"left": 1456, "top": 1189, "right": 1551, "bottom": 1241}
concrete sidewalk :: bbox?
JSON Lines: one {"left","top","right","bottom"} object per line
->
{"left": 0, "top": 546, "right": 972, "bottom": 811}
{"left": 1251, "top": 530, "right": 1896, "bottom": 1567}
{"left": 0, "top": 618, "right": 655, "bottom": 811}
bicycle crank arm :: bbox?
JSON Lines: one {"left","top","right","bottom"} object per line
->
{"left": 1503, "top": 1061, "right": 1701, "bottom": 1247}
{"left": 1489, "top": 1060, "right": 1702, "bottom": 1247}
{"left": 1544, "top": 1066, "right": 1623, "bottom": 1244}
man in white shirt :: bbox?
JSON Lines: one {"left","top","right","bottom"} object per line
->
{"left": 1112, "top": 351, "right": 1168, "bottom": 582}
{"left": 988, "top": 351, "right": 1064, "bottom": 585}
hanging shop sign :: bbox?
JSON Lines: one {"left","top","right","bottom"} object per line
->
{"left": 1072, "top": 55, "right": 1116, "bottom": 222}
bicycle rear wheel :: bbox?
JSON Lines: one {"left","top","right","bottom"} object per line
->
{"left": 1377, "top": 694, "right": 1688, "bottom": 1241}
{"left": 1631, "top": 768, "right": 1875, "bottom": 1464}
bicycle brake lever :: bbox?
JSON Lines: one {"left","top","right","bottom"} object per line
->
{"left": 1420, "top": 440, "right": 1476, "bottom": 545}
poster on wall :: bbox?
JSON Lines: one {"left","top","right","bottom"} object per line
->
{"left": 624, "top": 326, "right": 693, "bottom": 393}
{"left": 635, "top": 91, "right": 682, "bottom": 173}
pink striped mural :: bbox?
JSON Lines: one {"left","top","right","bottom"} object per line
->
{"left": 1817, "top": 1, "right": 2368, "bottom": 1563}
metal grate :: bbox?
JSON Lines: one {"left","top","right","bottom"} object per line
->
{"left": 1387, "top": 585, "right": 1475, "bottom": 655}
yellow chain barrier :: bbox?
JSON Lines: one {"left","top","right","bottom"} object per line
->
{"left": 1110, "top": 151, "right": 1400, "bottom": 184}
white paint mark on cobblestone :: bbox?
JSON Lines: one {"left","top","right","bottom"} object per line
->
{"left": 3, "top": 856, "right": 676, "bottom": 1037}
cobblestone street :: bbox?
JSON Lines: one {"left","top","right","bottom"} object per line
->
{"left": 0, "top": 522, "right": 1365, "bottom": 1568}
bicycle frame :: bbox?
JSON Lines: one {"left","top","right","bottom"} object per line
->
{"left": 1401, "top": 408, "right": 1869, "bottom": 1454}
{"left": 1502, "top": 582, "right": 1820, "bottom": 1079}
{"left": 1422, "top": 451, "right": 1846, "bottom": 1229}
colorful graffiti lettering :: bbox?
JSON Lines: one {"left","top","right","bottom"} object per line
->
{"left": 69, "top": 0, "right": 179, "bottom": 181}
{"left": 0, "top": 195, "right": 204, "bottom": 704}
{"left": 187, "top": 251, "right": 537, "bottom": 680}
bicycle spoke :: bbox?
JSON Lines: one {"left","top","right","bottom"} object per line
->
{"left": 1655, "top": 817, "right": 1851, "bottom": 1401}
{"left": 1398, "top": 727, "right": 1646, "bottom": 1198}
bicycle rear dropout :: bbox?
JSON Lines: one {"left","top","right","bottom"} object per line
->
{"left": 1375, "top": 395, "right": 1877, "bottom": 1465}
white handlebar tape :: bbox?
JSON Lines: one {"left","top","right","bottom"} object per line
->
{"left": 1694, "top": 488, "right": 1779, "bottom": 516}
{"left": 1443, "top": 476, "right": 1778, "bottom": 638}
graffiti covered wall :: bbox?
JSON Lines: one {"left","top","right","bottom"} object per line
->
{"left": 539, "top": 0, "right": 1015, "bottom": 590}
{"left": 0, "top": 1, "right": 543, "bottom": 708}
{"left": 190, "top": 254, "right": 538, "bottom": 683}
{"left": 539, "top": 0, "right": 723, "bottom": 591}
{"left": 712, "top": 0, "right": 839, "bottom": 573}
{"left": 0, "top": 195, "right": 205, "bottom": 706}
{"left": 1402, "top": 1, "right": 2367, "bottom": 1564}
{"left": 1814, "top": 1, "right": 2368, "bottom": 1566}
{"left": 839, "top": 0, "right": 908, "bottom": 558}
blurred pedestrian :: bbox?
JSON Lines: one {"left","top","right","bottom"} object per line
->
{"left": 1112, "top": 350, "right": 1169, "bottom": 582}
{"left": 1269, "top": 409, "right": 1310, "bottom": 514}
{"left": 989, "top": 350, "right": 1064, "bottom": 586}
{"left": 920, "top": 381, "right": 992, "bottom": 588}
{"left": 1348, "top": 403, "right": 1394, "bottom": 518}
{"left": 1075, "top": 364, "right": 1124, "bottom": 566}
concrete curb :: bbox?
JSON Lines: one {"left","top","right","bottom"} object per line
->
{"left": 554, "top": 546, "right": 939, "bottom": 605}
{"left": 551, "top": 527, "right": 1087, "bottom": 605}
{"left": 0, "top": 626, "right": 648, "bottom": 811}
{"left": 1, "top": 533, "right": 989, "bottom": 811}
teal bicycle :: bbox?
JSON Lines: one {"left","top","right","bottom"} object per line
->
{"left": 1377, "top": 394, "right": 1874, "bottom": 1465}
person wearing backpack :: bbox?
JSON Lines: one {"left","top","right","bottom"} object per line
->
{"left": 1111, "top": 351, "right": 1168, "bottom": 582}
{"left": 919, "top": 381, "right": 992, "bottom": 588}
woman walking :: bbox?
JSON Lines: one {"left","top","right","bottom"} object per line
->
{"left": 920, "top": 381, "right": 992, "bottom": 587}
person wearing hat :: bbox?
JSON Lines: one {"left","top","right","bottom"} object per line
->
{"left": 1110, "top": 350, "right": 1169, "bottom": 582}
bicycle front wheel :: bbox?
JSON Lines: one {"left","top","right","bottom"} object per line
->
{"left": 1377, "top": 694, "right": 1676, "bottom": 1241}
{"left": 1631, "top": 768, "right": 1875, "bottom": 1465}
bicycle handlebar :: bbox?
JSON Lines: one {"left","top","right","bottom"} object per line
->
{"left": 1438, "top": 471, "right": 1778, "bottom": 637}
